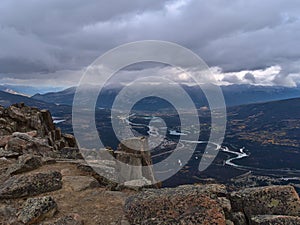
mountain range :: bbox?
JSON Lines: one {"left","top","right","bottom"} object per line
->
{"left": 0, "top": 84, "right": 63, "bottom": 96}
{"left": 0, "top": 90, "right": 72, "bottom": 121}
{"left": 31, "top": 84, "right": 300, "bottom": 108}
{"left": 2, "top": 82, "right": 299, "bottom": 128}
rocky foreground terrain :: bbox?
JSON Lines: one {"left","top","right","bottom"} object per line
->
{"left": 1, "top": 103, "right": 300, "bottom": 224}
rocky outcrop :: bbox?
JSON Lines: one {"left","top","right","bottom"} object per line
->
{"left": 18, "top": 196, "right": 58, "bottom": 224}
{"left": 0, "top": 171, "right": 62, "bottom": 199}
{"left": 125, "top": 184, "right": 228, "bottom": 225}
{"left": 115, "top": 137, "right": 157, "bottom": 187}
{"left": 0, "top": 103, "right": 53, "bottom": 136}
{"left": 0, "top": 103, "right": 77, "bottom": 158}
{"left": 77, "top": 138, "right": 159, "bottom": 190}
{"left": 1, "top": 104, "right": 158, "bottom": 191}
{"left": 0, "top": 104, "right": 130, "bottom": 224}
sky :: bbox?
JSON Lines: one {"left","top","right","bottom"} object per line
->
{"left": 0, "top": 0, "right": 300, "bottom": 87}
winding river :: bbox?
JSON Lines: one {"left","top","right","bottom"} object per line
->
{"left": 125, "top": 115, "right": 249, "bottom": 169}
{"left": 124, "top": 114, "right": 300, "bottom": 179}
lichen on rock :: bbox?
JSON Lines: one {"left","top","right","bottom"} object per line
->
{"left": 0, "top": 171, "right": 62, "bottom": 199}
{"left": 17, "top": 196, "right": 58, "bottom": 224}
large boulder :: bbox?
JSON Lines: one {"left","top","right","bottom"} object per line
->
{"left": 17, "top": 196, "right": 58, "bottom": 224}
{"left": 125, "top": 184, "right": 228, "bottom": 225}
{"left": 230, "top": 185, "right": 300, "bottom": 218}
{"left": 0, "top": 171, "right": 62, "bottom": 199}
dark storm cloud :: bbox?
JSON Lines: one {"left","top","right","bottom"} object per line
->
{"left": 0, "top": 0, "right": 300, "bottom": 86}
{"left": 244, "top": 73, "right": 256, "bottom": 83}
{"left": 0, "top": 0, "right": 172, "bottom": 74}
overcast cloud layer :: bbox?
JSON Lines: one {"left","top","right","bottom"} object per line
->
{"left": 0, "top": 0, "right": 300, "bottom": 87}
